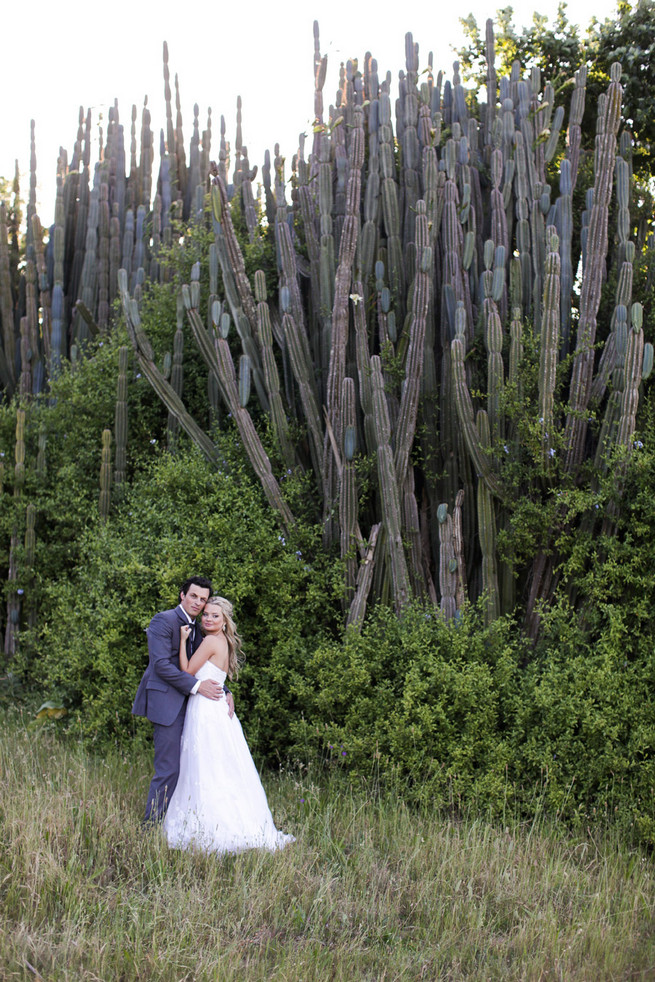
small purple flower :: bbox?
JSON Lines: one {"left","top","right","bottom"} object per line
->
{"left": 300, "top": 798, "right": 305, "bottom": 803}
{"left": 341, "top": 751, "right": 347, "bottom": 757}
{"left": 17, "top": 588, "right": 24, "bottom": 595}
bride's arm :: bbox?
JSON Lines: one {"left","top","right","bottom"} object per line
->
{"left": 179, "top": 625, "right": 192, "bottom": 672}
{"left": 179, "top": 632, "right": 216, "bottom": 677}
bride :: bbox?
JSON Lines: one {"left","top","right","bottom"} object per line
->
{"left": 163, "top": 596, "right": 295, "bottom": 854}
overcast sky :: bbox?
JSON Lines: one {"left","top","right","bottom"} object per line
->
{"left": 1, "top": 0, "right": 621, "bottom": 221}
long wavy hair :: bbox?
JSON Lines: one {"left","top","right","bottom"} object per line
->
{"left": 205, "top": 596, "right": 244, "bottom": 679}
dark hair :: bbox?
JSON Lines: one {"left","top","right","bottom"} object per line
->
{"left": 180, "top": 576, "right": 212, "bottom": 596}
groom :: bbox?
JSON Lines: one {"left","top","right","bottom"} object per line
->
{"left": 133, "top": 575, "right": 234, "bottom": 823}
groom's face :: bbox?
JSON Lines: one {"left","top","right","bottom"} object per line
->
{"left": 180, "top": 586, "right": 210, "bottom": 619}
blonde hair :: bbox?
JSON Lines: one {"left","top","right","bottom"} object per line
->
{"left": 205, "top": 596, "right": 244, "bottom": 679}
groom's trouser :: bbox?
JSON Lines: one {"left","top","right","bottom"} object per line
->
{"left": 144, "top": 702, "right": 186, "bottom": 823}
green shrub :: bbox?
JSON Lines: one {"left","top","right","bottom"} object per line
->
{"left": 286, "top": 594, "right": 655, "bottom": 846}
{"left": 515, "top": 431, "right": 655, "bottom": 844}
{"left": 0, "top": 330, "right": 169, "bottom": 593}
{"left": 13, "top": 442, "right": 336, "bottom": 749}
{"left": 518, "top": 604, "right": 655, "bottom": 843}
{"left": 288, "top": 602, "right": 528, "bottom": 813}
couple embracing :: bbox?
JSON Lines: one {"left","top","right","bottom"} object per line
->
{"left": 133, "top": 576, "right": 294, "bottom": 854}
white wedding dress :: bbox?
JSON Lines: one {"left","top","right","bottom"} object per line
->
{"left": 163, "top": 662, "right": 295, "bottom": 854}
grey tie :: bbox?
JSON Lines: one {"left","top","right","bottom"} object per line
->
{"left": 189, "top": 622, "right": 196, "bottom": 651}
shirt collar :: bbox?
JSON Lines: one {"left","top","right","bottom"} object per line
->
{"left": 177, "top": 604, "right": 195, "bottom": 625}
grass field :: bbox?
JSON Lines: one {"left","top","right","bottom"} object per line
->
{"left": 1, "top": 710, "right": 654, "bottom": 981}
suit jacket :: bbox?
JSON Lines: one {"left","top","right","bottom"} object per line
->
{"left": 132, "top": 606, "right": 199, "bottom": 725}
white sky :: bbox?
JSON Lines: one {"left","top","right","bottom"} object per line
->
{"left": 2, "top": 0, "right": 621, "bottom": 222}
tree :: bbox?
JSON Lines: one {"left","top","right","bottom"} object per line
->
{"left": 458, "top": 1, "right": 655, "bottom": 178}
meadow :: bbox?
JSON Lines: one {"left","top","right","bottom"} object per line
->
{"left": 1, "top": 710, "right": 654, "bottom": 981}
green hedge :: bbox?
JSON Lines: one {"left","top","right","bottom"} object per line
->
{"left": 287, "top": 599, "right": 655, "bottom": 845}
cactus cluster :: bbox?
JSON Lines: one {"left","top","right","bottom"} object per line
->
{"left": 116, "top": 24, "right": 655, "bottom": 632}
{"left": 0, "top": 42, "right": 218, "bottom": 400}
{"left": 2, "top": 22, "right": 653, "bottom": 638}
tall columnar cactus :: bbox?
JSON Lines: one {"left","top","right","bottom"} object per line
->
{"left": 437, "top": 503, "right": 457, "bottom": 621}
{"left": 616, "top": 302, "right": 646, "bottom": 451}
{"left": 14, "top": 409, "right": 25, "bottom": 490}
{"left": 0, "top": 203, "right": 16, "bottom": 395}
{"left": 370, "top": 355, "right": 411, "bottom": 614}
{"left": 99, "top": 429, "right": 112, "bottom": 522}
{"left": 339, "top": 376, "right": 359, "bottom": 605}
{"left": 556, "top": 159, "right": 574, "bottom": 356}
{"left": 24, "top": 503, "right": 37, "bottom": 630}
{"left": 114, "top": 346, "right": 128, "bottom": 485}
{"left": 345, "top": 523, "right": 381, "bottom": 631}
{"left": 476, "top": 411, "right": 500, "bottom": 626}
{"left": 322, "top": 105, "right": 365, "bottom": 537}
{"left": 4, "top": 410, "right": 26, "bottom": 657}
{"left": 452, "top": 489, "right": 467, "bottom": 611}
{"left": 564, "top": 64, "right": 623, "bottom": 472}
{"left": 451, "top": 305, "right": 502, "bottom": 499}
{"left": 167, "top": 296, "right": 185, "bottom": 450}
{"left": 254, "top": 271, "right": 295, "bottom": 470}
{"left": 24, "top": 503, "right": 36, "bottom": 569}
{"left": 538, "top": 229, "right": 561, "bottom": 460}
{"left": 4, "top": 530, "right": 20, "bottom": 657}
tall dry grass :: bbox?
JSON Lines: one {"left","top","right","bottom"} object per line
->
{"left": 1, "top": 709, "right": 654, "bottom": 981}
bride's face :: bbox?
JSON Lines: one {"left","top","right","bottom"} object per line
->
{"left": 201, "top": 604, "right": 225, "bottom": 634}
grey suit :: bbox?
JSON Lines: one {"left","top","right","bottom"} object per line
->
{"left": 133, "top": 605, "right": 200, "bottom": 822}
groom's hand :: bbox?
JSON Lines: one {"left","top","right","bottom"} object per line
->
{"left": 197, "top": 679, "right": 223, "bottom": 700}
{"left": 226, "top": 692, "right": 235, "bottom": 718}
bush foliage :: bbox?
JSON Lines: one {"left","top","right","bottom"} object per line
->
{"left": 10, "top": 440, "right": 335, "bottom": 747}
{"left": 285, "top": 595, "right": 655, "bottom": 844}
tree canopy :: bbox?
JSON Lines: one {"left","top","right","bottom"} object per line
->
{"left": 458, "top": 0, "right": 655, "bottom": 177}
